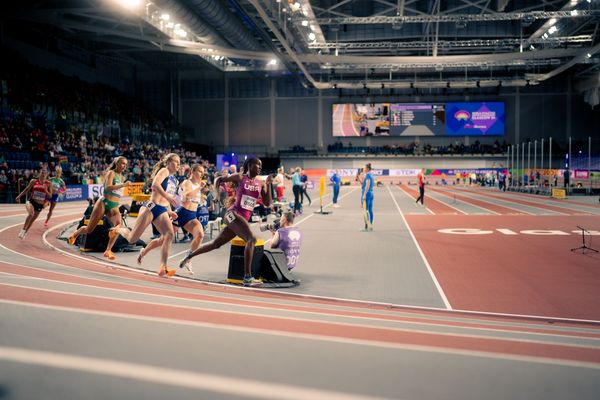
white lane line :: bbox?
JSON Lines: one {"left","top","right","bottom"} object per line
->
{"left": 0, "top": 209, "right": 85, "bottom": 219}
{"left": 2, "top": 301, "right": 600, "bottom": 370}
{"left": 0, "top": 220, "right": 180, "bottom": 283}
{"left": 395, "top": 185, "right": 433, "bottom": 214}
{"left": 426, "top": 191, "right": 468, "bottom": 215}
{"left": 0, "top": 346, "right": 386, "bottom": 400}
{"left": 8, "top": 202, "right": 599, "bottom": 326}
{"left": 458, "top": 188, "right": 570, "bottom": 216}
{"left": 443, "top": 188, "right": 535, "bottom": 215}
{"left": 3, "top": 272, "right": 599, "bottom": 344}
{"left": 386, "top": 185, "right": 452, "bottom": 310}
{"left": 429, "top": 188, "right": 500, "bottom": 215}
{"left": 491, "top": 190, "right": 600, "bottom": 214}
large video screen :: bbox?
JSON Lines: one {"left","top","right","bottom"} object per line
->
{"left": 445, "top": 102, "right": 505, "bottom": 135}
{"left": 332, "top": 102, "right": 504, "bottom": 137}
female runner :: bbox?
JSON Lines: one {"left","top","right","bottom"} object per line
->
{"left": 44, "top": 165, "right": 67, "bottom": 227}
{"left": 68, "top": 156, "right": 130, "bottom": 260}
{"left": 179, "top": 157, "right": 272, "bottom": 286}
{"left": 15, "top": 168, "right": 51, "bottom": 239}
{"left": 110, "top": 153, "right": 180, "bottom": 277}
{"left": 137, "top": 163, "right": 206, "bottom": 275}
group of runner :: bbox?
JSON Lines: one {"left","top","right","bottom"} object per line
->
{"left": 16, "top": 156, "right": 380, "bottom": 284}
{"left": 15, "top": 166, "right": 66, "bottom": 239}
{"left": 15, "top": 153, "right": 272, "bottom": 286}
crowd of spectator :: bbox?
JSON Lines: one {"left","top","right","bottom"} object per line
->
{"left": 0, "top": 48, "right": 198, "bottom": 203}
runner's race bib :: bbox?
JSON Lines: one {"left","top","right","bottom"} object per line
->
{"left": 224, "top": 210, "right": 236, "bottom": 225}
{"left": 32, "top": 192, "right": 46, "bottom": 202}
{"left": 240, "top": 194, "right": 256, "bottom": 211}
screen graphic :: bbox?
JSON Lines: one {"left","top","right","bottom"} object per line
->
{"left": 332, "top": 102, "right": 505, "bottom": 137}
{"left": 445, "top": 102, "right": 505, "bottom": 135}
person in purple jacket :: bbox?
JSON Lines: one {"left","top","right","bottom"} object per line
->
{"left": 270, "top": 211, "right": 303, "bottom": 270}
{"left": 179, "top": 157, "right": 272, "bottom": 286}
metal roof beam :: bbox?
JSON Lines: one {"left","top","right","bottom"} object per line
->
{"left": 308, "top": 35, "right": 593, "bottom": 49}
{"left": 314, "top": 10, "right": 600, "bottom": 25}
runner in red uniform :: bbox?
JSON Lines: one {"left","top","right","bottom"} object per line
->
{"left": 15, "top": 168, "right": 51, "bottom": 239}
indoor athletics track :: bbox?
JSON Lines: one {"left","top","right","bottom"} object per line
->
{"left": 1, "top": 185, "right": 599, "bottom": 399}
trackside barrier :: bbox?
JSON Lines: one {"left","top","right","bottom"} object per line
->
{"left": 551, "top": 188, "right": 567, "bottom": 199}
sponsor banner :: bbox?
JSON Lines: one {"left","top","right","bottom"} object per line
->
{"left": 574, "top": 170, "right": 589, "bottom": 179}
{"left": 88, "top": 184, "right": 104, "bottom": 199}
{"left": 389, "top": 169, "right": 420, "bottom": 176}
{"left": 327, "top": 169, "right": 360, "bottom": 177}
{"left": 64, "top": 185, "right": 87, "bottom": 201}
{"left": 125, "top": 182, "right": 145, "bottom": 196}
{"left": 371, "top": 169, "right": 388, "bottom": 176}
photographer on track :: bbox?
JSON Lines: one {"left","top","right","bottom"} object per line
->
{"left": 266, "top": 210, "right": 303, "bottom": 271}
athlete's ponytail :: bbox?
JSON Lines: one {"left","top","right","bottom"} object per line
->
{"left": 107, "top": 156, "right": 127, "bottom": 172}
{"left": 151, "top": 153, "right": 178, "bottom": 179}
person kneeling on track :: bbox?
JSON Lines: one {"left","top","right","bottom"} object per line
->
{"left": 269, "top": 211, "right": 303, "bottom": 271}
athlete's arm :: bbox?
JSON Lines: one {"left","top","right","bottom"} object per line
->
{"left": 151, "top": 168, "right": 177, "bottom": 207}
{"left": 217, "top": 174, "right": 242, "bottom": 185}
{"left": 179, "top": 180, "right": 192, "bottom": 201}
{"left": 363, "top": 178, "right": 371, "bottom": 199}
{"left": 104, "top": 171, "right": 129, "bottom": 192}
{"left": 261, "top": 175, "right": 273, "bottom": 207}
{"left": 15, "top": 179, "right": 35, "bottom": 201}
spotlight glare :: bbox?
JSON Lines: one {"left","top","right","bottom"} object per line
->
{"left": 113, "top": 0, "right": 141, "bottom": 9}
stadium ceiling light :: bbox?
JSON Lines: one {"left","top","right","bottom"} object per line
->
{"left": 301, "top": 20, "right": 308, "bottom": 27}
{"left": 268, "top": 59, "right": 277, "bottom": 65}
{"left": 118, "top": 0, "right": 141, "bottom": 8}
{"left": 548, "top": 25, "right": 558, "bottom": 34}
{"left": 308, "top": 32, "right": 316, "bottom": 41}
{"left": 571, "top": 10, "right": 579, "bottom": 16}
{"left": 160, "top": 13, "right": 170, "bottom": 21}
{"left": 587, "top": 53, "right": 592, "bottom": 58}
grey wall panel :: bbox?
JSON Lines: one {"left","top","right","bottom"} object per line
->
{"left": 249, "top": 100, "right": 271, "bottom": 145}
{"left": 570, "top": 96, "right": 600, "bottom": 140}
{"left": 275, "top": 99, "right": 319, "bottom": 147}
{"left": 181, "top": 100, "right": 225, "bottom": 146}
{"left": 229, "top": 100, "right": 270, "bottom": 147}
{"left": 520, "top": 94, "right": 567, "bottom": 142}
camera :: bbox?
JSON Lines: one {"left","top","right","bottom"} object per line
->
{"left": 259, "top": 219, "right": 280, "bottom": 232}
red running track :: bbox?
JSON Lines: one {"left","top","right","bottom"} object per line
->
{"left": 406, "top": 214, "right": 600, "bottom": 320}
